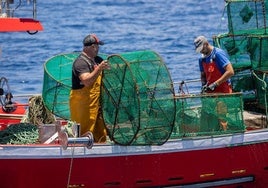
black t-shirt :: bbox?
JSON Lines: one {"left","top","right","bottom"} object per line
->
{"left": 71, "top": 53, "right": 103, "bottom": 89}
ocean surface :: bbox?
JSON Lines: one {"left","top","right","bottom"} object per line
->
{"left": 0, "top": 0, "right": 228, "bottom": 95}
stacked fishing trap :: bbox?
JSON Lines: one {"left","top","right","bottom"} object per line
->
{"left": 213, "top": 0, "right": 268, "bottom": 111}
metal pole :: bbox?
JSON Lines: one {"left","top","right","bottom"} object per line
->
{"left": 33, "top": 0, "right": 36, "bottom": 19}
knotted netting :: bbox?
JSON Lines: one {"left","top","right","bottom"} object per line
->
{"left": 101, "top": 50, "right": 176, "bottom": 145}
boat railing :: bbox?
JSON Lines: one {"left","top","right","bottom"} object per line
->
{"left": 173, "top": 78, "right": 201, "bottom": 95}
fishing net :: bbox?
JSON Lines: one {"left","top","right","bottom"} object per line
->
{"left": 21, "top": 95, "right": 56, "bottom": 125}
{"left": 0, "top": 123, "right": 38, "bottom": 144}
{"left": 102, "top": 50, "right": 176, "bottom": 145}
{"left": 171, "top": 93, "right": 245, "bottom": 138}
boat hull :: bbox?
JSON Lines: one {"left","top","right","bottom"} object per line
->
{"left": 0, "top": 130, "right": 268, "bottom": 188}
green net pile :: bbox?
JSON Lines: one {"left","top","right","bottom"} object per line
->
{"left": 0, "top": 123, "right": 38, "bottom": 144}
{"left": 213, "top": 0, "right": 268, "bottom": 111}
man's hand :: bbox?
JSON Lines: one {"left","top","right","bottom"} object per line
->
{"left": 201, "top": 84, "right": 208, "bottom": 93}
{"left": 201, "top": 82, "right": 217, "bottom": 93}
{"left": 98, "top": 60, "right": 110, "bottom": 70}
{"left": 208, "top": 82, "right": 217, "bottom": 91}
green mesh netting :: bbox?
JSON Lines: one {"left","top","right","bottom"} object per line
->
{"left": 248, "top": 36, "right": 268, "bottom": 68}
{"left": 42, "top": 52, "right": 78, "bottom": 119}
{"left": 101, "top": 50, "right": 176, "bottom": 145}
{"left": 171, "top": 93, "right": 245, "bottom": 138}
{"left": 226, "top": 0, "right": 268, "bottom": 35}
{"left": 213, "top": 35, "right": 268, "bottom": 70}
{"left": 0, "top": 123, "right": 38, "bottom": 144}
{"left": 213, "top": 34, "right": 252, "bottom": 71}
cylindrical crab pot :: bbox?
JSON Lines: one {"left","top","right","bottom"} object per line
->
{"left": 42, "top": 52, "right": 79, "bottom": 120}
{"left": 102, "top": 50, "right": 176, "bottom": 145}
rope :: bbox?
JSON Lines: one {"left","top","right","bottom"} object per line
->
{"left": 218, "top": 0, "right": 228, "bottom": 31}
{"left": 67, "top": 147, "right": 75, "bottom": 188}
{"left": 252, "top": 70, "right": 268, "bottom": 126}
{"left": 21, "top": 95, "right": 56, "bottom": 125}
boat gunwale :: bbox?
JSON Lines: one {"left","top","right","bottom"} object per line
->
{"left": 0, "top": 128, "right": 267, "bottom": 159}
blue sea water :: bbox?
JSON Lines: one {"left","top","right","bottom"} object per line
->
{"left": 0, "top": 0, "right": 228, "bottom": 95}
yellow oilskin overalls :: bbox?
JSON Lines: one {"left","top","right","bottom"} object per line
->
{"left": 69, "top": 74, "right": 107, "bottom": 143}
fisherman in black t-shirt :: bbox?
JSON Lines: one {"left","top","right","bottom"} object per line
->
{"left": 69, "top": 34, "right": 110, "bottom": 143}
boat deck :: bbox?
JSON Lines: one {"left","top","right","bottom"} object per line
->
{"left": 244, "top": 110, "right": 267, "bottom": 130}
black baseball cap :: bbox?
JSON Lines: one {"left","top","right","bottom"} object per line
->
{"left": 83, "top": 34, "right": 104, "bottom": 46}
